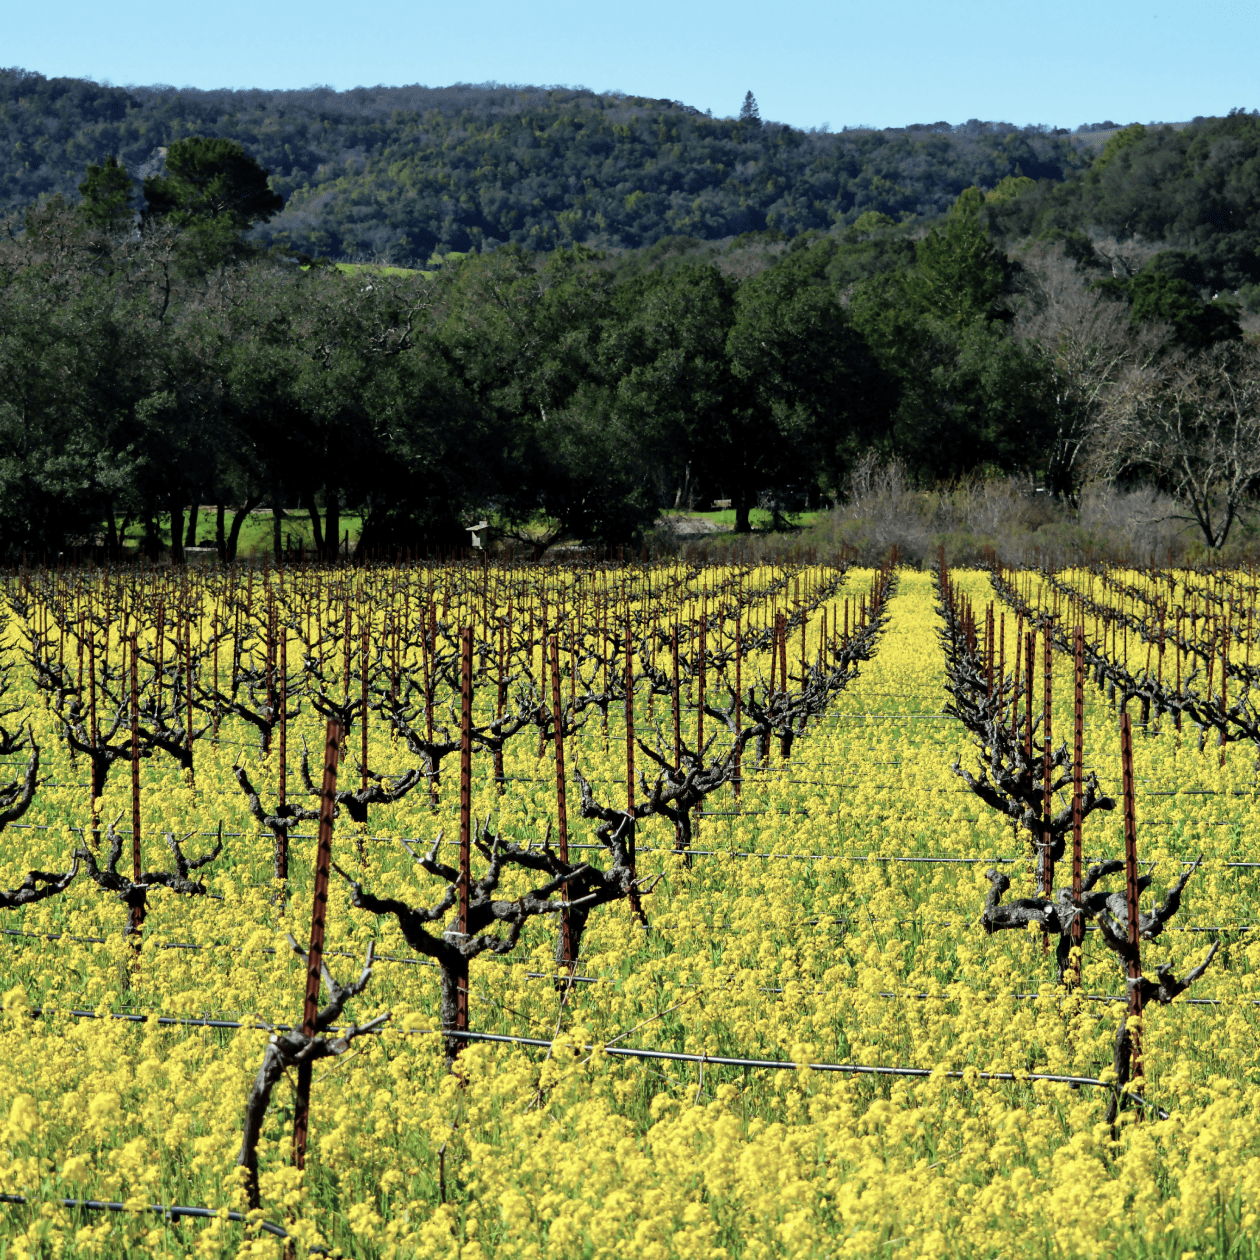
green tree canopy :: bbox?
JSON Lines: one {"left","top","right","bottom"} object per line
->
{"left": 143, "top": 137, "right": 283, "bottom": 264}
{"left": 77, "top": 155, "right": 134, "bottom": 232}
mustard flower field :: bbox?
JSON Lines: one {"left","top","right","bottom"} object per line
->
{"left": 0, "top": 558, "right": 1255, "bottom": 1260}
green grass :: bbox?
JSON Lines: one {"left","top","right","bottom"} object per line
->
{"left": 658, "top": 508, "right": 824, "bottom": 531}
{"left": 331, "top": 262, "right": 419, "bottom": 278}
{"left": 117, "top": 510, "right": 365, "bottom": 560}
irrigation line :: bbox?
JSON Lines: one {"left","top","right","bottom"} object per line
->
{"left": 11, "top": 1008, "right": 1171, "bottom": 1120}
{"left": 434, "top": 1029, "right": 1171, "bottom": 1118}
{"left": 0, "top": 1192, "right": 325, "bottom": 1252}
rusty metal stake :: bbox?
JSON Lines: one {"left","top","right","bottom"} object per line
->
{"left": 292, "top": 717, "right": 341, "bottom": 1171}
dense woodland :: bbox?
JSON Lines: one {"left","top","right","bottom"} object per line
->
{"left": 1, "top": 69, "right": 1096, "bottom": 260}
{"left": 2, "top": 73, "right": 1259, "bottom": 561}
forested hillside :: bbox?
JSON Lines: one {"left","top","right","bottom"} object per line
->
{"left": 0, "top": 67, "right": 1091, "bottom": 262}
{"left": 986, "top": 110, "right": 1260, "bottom": 296}
{"left": 4, "top": 68, "right": 1260, "bottom": 563}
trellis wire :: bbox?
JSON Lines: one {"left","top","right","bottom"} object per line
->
{"left": 434, "top": 1029, "right": 1171, "bottom": 1118}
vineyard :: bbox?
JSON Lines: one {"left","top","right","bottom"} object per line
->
{"left": 0, "top": 554, "right": 1256, "bottom": 1259}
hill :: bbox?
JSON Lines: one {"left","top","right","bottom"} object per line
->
{"left": 984, "top": 110, "right": 1260, "bottom": 295}
{"left": 1, "top": 67, "right": 1092, "bottom": 263}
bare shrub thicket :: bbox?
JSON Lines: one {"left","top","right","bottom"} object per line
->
{"left": 818, "top": 454, "right": 1057, "bottom": 566}
{"left": 813, "top": 452, "right": 1200, "bottom": 567}
{"left": 813, "top": 240, "right": 1260, "bottom": 565}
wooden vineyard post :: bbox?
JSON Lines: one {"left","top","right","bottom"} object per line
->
{"left": 185, "top": 612, "right": 194, "bottom": 785}
{"left": 1221, "top": 620, "right": 1229, "bottom": 767}
{"left": 799, "top": 605, "right": 806, "bottom": 686}
{"left": 265, "top": 594, "right": 274, "bottom": 753}
{"left": 696, "top": 614, "right": 706, "bottom": 832}
{"left": 997, "top": 611, "right": 1005, "bottom": 725}
{"left": 495, "top": 616, "right": 508, "bottom": 793}
{"left": 624, "top": 628, "right": 647, "bottom": 921}
{"left": 625, "top": 623, "right": 636, "bottom": 840}
{"left": 769, "top": 610, "right": 777, "bottom": 693}
{"left": 277, "top": 625, "right": 289, "bottom": 882}
{"left": 1010, "top": 619, "right": 1021, "bottom": 740}
{"left": 549, "top": 635, "right": 572, "bottom": 969}
{"left": 1175, "top": 610, "right": 1182, "bottom": 733}
{"left": 292, "top": 717, "right": 341, "bottom": 1172}
{"left": 1042, "top": 621, "right": 1054, "bottom": 897}
{"left": 778, "top": 613, "right": 790, "bottom": 760}
{"left": 1024, "top": 630, "right": 1035, "bottom": 767}
{"left": 89, "top": 630, "right": 99, "bottom": 848}
{"left": 452, "top": 627, "right": 473, "bottom": 1058}
{"left": 425, "top": 607, "right": 437, "bottom": 806}
{"left": 671, "top": 624, "right": 682, "bottom": 847}
{"left": 778, "top": 613, "right": 788, "bottom": 695}
{"left": 129, "top": 634, "right": 143, "bottom": 936}
{"left": 696, "top": 614, "right": 705, "bottom": 761}
{"left": 1071, "top": 625, "right": 1085, "bottom": 983}
{"left": 734, "top": 615, "right": 743, "bottom": 800}
{"left": 361, "top": 609, "right": 370, "bottom": 793}
{"left": 1120, "top": 710, "right": 1144, "bottom": 1112}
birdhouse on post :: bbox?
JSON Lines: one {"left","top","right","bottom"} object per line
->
{"left": 468, "top": 520, "right": 490, "bottom": 550}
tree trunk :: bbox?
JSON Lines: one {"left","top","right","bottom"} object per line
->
{"left": 215, "top": 503, "right": 227, "bottom": 561}
{"left": 168, "top": 496, "right": 185, "bottom": 565}
{"left": 325, "top": 489, "right": 340, "bottom": 562}
{"left": 304, "top": 490, "right": 325, "bottom": 557}
{"left": 143, "top": 509, "right": 160, "bottom": 560}
{"left": 272, "top": 479, "right": 284, "bottom": 561}
{"left": 185, "top": 503, "right": 199, "bottom": 548}
{"left": 440, "top": 955, "right": 468, "bottom": 1067}
{"left": 237, "top": 1041, "right": 286, "bottom": 1209}
{"left": 105, "top": 501, "right": 120, "bottom": 561}
{"left": 226, "top": 493, "right": 263, "bottom": 562}
{"left": 734, "top": 492, "right": 752, "bottom": 534}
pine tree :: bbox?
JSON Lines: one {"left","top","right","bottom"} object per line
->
{"left": 739, "top": 91, "right": 761, "bottom": 124}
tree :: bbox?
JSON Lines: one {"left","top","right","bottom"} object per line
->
{"left": 739, "top": 92, "right": 761, "bottom": 124}
{"left": 219, "top": 261, "right": 477, "bottom": 561}
{"left": 1127, "top": 272, "right": 1241, "bottom": 350}
{"left": 77, "top": 155, "right": 134, "bottom": 233}
{"left": 143, "top": 137, "right": 283, "bottom": 264}
{"left": 437, "top": 247, "right": 660, "bottom": 553}
{"left": 847, "top": 190, "right": 1056, "bottom": 483}
{"left": 1093, "top": 343, "right": 1260, "bottom": 549}
{"left": 723, "top": 254, "right": 894, "bottom": 530}
{"left": 905, "top": 191, "right": 1010, "bottom": 325}
{"left": 604, "top": 263, "right": 737, "bottom": 512}
{"left": 1014, "top": 242, "right": 1166, "bottom": 500}
{"left": 0, "top": 197, "right": 168, "bottom": 559}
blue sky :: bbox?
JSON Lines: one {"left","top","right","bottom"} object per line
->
{"left": 7, "top": 0, "right": 1257, "bottom": 130}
